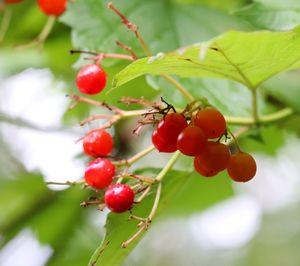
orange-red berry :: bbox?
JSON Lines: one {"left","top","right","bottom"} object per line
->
{"left": 194, "top": 157, "right": 219, "bottom": 177}
{"left": 227, "top": 152, "right": 257, "bottom": 182}
{"left": 177, "top": 126, "right": 208, "bottom": 156}
{"left": 195, "top": 141, "right": 230, "bottom": 172}
{"left": 194, "top": 108, "right": 226, "bottom": 139}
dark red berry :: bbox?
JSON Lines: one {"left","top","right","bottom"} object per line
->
{"left": 194, "top": 157, "right": 218, "bottom": 177}
{"left": 227, "top": 152, "right": 257, "bottom": 182}
{"left": 104, "top": 183, "right": 134, "bottom": 213}
{"left": 37, "top": 0, "right": 67, "bottom": 17}
{"left": 84, "top": 158, "right": 115, "bottom": 189}
{"left": 152, "top": 129, "right": 177, "bottom": 153}
{"left": 83, "top": 129, "right": 113, "bottom": 157}
{"left": 194, "top": 108, "right": 226, "bottom": 139}
{"left": 157, "top": 113, "right": 188, "bottom": 144}
{"left": 195, "top": 141, "right": 230, "bottom": 172}
{"left": 177, "top": 126, "right": 207, "bottom": 156}
{"left": 76, "top": 64, "right": 107, "bottom": 95}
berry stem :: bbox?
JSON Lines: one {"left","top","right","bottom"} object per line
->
{"left": 46, "top": 179, "right": 85, "bottom": 186}
{"left": 116, "top": 41, "right": 138, "bottom": 60}
{"left": 118, "top": 96, "right": 159, "bottom": 108}
{"left": 135, "top": 186, "right": 151, "bottom": 203}
{"left": 0, "top": 7, "right": 11, "bottom": 43}
{"left": 161, "top": 74, "right": 195, "bottom": 102}
{"left": 251, "top": 89, "right": 259, "bottom": 125}
{"left": 70, "top": 49, "right": 136, "bottom": 62}
{"left": 121, "top": 223, "right": 147, "bottom": 248}
{"left": 69, "top": 94, "right": 122, "bottom": 113}
{"left": 225, "top": 107, "right": 293, "bottom": 125}
{"left": 113, "top": 145, "right": 155, "bottom": 167}
{"left": 107, "top": 2, "right": 194, "bottom": 103}
{"left": 148, "top": 182, "right": 161, "bottom": 220}
{"left": 15, "top": 15, "right": 56, "bottom": 49}
{"left": 156, "top": 150, "right": 181, "bottom": 182}
{"left": 121, "top": 183, "right": 161, "bottom": 248}
{"left": 226, "top": 128, "right": 242, "bottom": 152}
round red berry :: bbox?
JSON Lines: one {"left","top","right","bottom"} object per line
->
{"left": 5, "top": 0, "right": 23, "bottom": 4}
{"left": 227, "top": 152, "right": 257, "bottom": 182}
{"left": 83, "top": 129, "right": 113, "bottom": 157}
{"left": 104, "top": 183, "right": 134, "bottom": 213}
{"left": 76, "top": 64, "right": 107, "bottom": 95}
{"left": 195, "top": 141, "right": 230, "bottom": 172}
{"left": 157, "top": 113, "right": 188, "bottom": 144}
{"left": 84, "top": 158, "right": 115, "bottom": 189}
{"left": 152, "top": 129, "right": 177, "bottom": 153}
{"left": 177, "top": 126, "right": 207, "bottom": 156}
{"left": 194, "top": 108, "right": 226, "bottom": 139}
{"left": 37, "top": 0, "right": 67, "bottom": 17}
{"left": 194, "top": 157, "right": 218, "bottom": 177}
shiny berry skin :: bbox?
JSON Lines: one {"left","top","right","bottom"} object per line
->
{"left": 84, "top": 158, "right": 115, "bottom": 189}
{"left": 83, "top": 129, "right": 113, "bottom": 158}
{"left": 195, "top": 141, "right": 230, "bottom": 172}
{"left": 37, "top": 0, "right": 67, "bottom": 17}
{"left": 157, "top": 113, "right": 188, "bottom": 144}
{"left": 177, "top": 126, "right": 207, "bottom": 156}
{"left": 76, "top": 64, "right": 107, "bottom": 95}
{"left": 227, "top": 152, "right": 257, "bottom": 182}
{"left": 152, "top": 129, "right": 177, "bottom": 153}
{"left": 194, "top": 108, "right": 226, "bottom": 139}
{"left": 5, "top": 0, "right": 23, "bottom": 4}
{"left": 104, "top": 184, "right": 134, "bottom": 213}
{"left": 194, "top": 157, "right": 218, "bottom": 177}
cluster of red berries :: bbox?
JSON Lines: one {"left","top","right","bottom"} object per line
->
{"left": 5, "top": 0, "right": 67, "bottom": 17}
{"left": 152, "top": 108, "right": 257, "bottom": 182}
{"left": 82, "top": 129, "right": 135, "bottom": 213}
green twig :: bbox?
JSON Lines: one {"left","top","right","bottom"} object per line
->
{"left": 156, "top": 151, "right": 181, "bottom": 182}
{"left": 225, "top": 107, "right": 293, "bottom": 126}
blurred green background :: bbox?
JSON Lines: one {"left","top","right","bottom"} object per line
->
{"left": 1, "top": 0, "right": 300, "bottom": 265}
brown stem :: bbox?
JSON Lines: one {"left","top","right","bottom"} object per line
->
{"left": 116, "top": 41, "right": 139, "bottom": 60}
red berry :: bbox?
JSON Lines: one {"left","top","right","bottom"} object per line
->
{"left": 152, "top": 129, "right": 177, "bottom": 153}
{"left": 83, "top": 129, "right": 113, "bottom": 157}
{"left": 84, "top": 158, "right": 115, "bottom": 189}
{"left": 76, "top": 64, "right": 107, "bottom": 95}
{"left": 227, "top": 152, "right": 257, "bottom": 182}
{"left": 195, "top": 141, "right": 230, "bottom": 172}
{"left": 177, "top": 126, "right": 207, "bottom": 156}
{"left": 37, "top": 0, "right": 67, "bottom": 17}
{"left": 5, "top": 0, "right": 23, "bottom": 4}
{"left": 194, "top": 108, "right": 226, "bottom": 139}
{"left": 157, "top": 113, "right": 188, "bottom": 144}
{"left": 104, "top": 183, "right": 134, "bottom": 213}
{"left": 194, "top": 157, "right": 218, "bottom": 177}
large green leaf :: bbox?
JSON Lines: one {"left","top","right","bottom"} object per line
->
{"left": 89, "top": 168, "right": 233, "bottom": 266}
{"left": 113, "top": 27, "right": 300, "bottom": 90}
{"left": 235, "top": 0, "right": 300, "bottom": 31}
{"left": 60, "top": 0, "right": 247, "bottom": 57}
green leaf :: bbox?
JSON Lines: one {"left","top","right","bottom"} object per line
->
{"left": 235, "top": 0, "right": 300, "bottom": 31}
{"left": 89, "top": 168, "right": 190, "bottom": 266}
{"left": 89, "top": 168, "right": 233, "bottom": 266}
{"left": 60, "top": 0, "right": 247, "bottom": 59}
{"left": 113, "top": 27, "right": 300, "bottom": 90}
{"left": 162, "top": 171, "right": 233, "bottom": 217}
